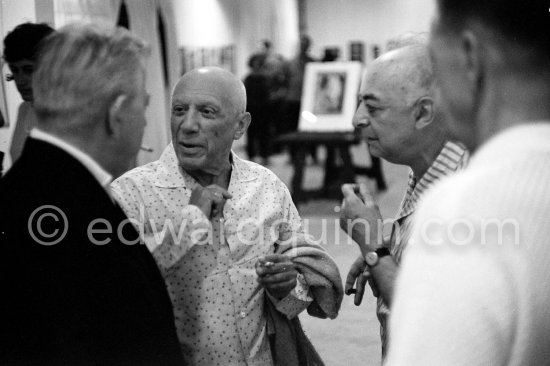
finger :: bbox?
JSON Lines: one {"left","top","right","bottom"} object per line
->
{"left": 341, "top": 184, "right": 360, "bottom": 199}
{"left": 358, "top": 183, "right": 376, "bottom": 208}
{"left": 345, "top": 261, "right": 364, "bottom": 295}
{"left": 206, "top": 184, "right": 233, "bottom": 199}
{"left": 354, "top": 273, "right": 368, "bottom": 306}
{"left": 260, "top": 254, "right": 291, "bottom": 264}
{"left": 188, "top": 187, "right": 213, "bottom": 217}
{"left": 264, "top": 278, "right": 297, "bottom": 292}
{"left": 257, "top": 270, "right": 297, "bottom": 284}
{"left": 256, "top": 263, "right": 295, "bottom": 276}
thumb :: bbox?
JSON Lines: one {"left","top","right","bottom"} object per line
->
{"left": 358, "top": 183, "right": 375, "bottom": 207}
{"left": 341, "top": 183, "right": 359, "bottom": 199}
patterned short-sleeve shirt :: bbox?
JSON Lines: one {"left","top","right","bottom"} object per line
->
{"left": 377, "top": 141, "right": 469, "bottom": 358}
{"left": 111, "top": 144, "right": 312, "bottom": 366}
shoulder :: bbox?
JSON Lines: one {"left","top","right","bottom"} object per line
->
{"left": 112, "top": 159, "right": 161, "bottom": 191}
{"left": 235, "top": 155, "right": 288, "bottom": 188}
{"left": 411, "top": 145, "right": 550, "bottom": 252}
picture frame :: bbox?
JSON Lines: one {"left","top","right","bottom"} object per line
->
{"left": 298, "top": 61, "right": 362, "bottom": 132}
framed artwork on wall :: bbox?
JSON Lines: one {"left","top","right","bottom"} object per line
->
{"left": 298, "top": 61, "right": 362, "bottom": 132}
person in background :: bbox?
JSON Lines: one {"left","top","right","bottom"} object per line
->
{"left": 339, "top": 40, "right": 468, "bottom": 361}
{"left": 0, "top": 24, "right": 184, "bottom": 364}
{"left": 385, "top": 0, "right": 550, "bottom": 364}
{"left": 282, "top": 35, "right": 317, "bottom": 162}
{"left": 112, "top": 66, "right": 342, "bottom": 366}
{"left": 258, "top": 39, "right": 288, "bottom": 157}
{"left": 3, "top": 22, "right": 54, "bottom": 163}
{"left": 244, "top": 53, "right": 271, "bottom": 165}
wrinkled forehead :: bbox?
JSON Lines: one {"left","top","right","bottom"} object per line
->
{"left": 174, "top": 72, "right": 245, "bottom": 112}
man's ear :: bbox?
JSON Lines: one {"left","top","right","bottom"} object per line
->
{"left": 413, "top": 96, "right": 435, "bottom": 129}
{"left": 106, "top": 94, "right": 128, "bottom": 137}
{"left": 461, "top": 29, "right": 483, "bottom": 93}
{"left": 233, "top": 112, "right": 251, "bottom": 140}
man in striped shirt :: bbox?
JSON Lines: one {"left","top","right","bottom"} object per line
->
{"left": 339, "top": 42, "right": 468, "bottom": 360}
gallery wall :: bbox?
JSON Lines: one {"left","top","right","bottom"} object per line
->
{"left": 0, "top": 0, "right": 180, "bottom": 169}
{"left": 305, "top": 0, "right": 435, "bottom": 62}
{"left": 173, "top": 0, "right": 299, "bottom": 79}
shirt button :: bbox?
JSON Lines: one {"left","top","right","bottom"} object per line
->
{"left": 239, "top": 311, "right": 247, "bottom": 318}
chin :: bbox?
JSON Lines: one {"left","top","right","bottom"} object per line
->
{"left": 367, "top": 144, "right": 383, "bottom": 159}
{"left": 176, "top": 155, "right": 202, "bottom": 172}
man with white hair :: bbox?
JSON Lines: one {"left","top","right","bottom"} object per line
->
{"left": 112, "top": 66, "right": 342, "bottom": 365}
{"left": 340, "top": 42, "right": 468, "bottom": 360}
{"left": 0, "top": 24, "right": 183, "bottom": 364}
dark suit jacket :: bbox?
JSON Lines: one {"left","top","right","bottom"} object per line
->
{"left": 0, "top": 139, "right": 184, "bottom": 365}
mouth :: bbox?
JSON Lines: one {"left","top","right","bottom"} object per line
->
{"left": 178, "top": 141, "right": 203, "bottom": 154}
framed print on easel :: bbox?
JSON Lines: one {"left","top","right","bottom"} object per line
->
{"left": 298, "top": 61, "right": 362, "bottom": 132}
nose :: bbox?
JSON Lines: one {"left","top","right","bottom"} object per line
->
{"left": 179, "top": 108, "right": 200, "bottom": 134}
{"left": 352, "top": 102, "right": 369, "bottom": 129}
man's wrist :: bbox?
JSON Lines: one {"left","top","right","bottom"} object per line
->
{"left": 365, "top": 247, "right": 391, "bottom": 267}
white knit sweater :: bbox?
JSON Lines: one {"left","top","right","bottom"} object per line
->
{"left": 386, "top": 123, "right": 550, "bottom": 365}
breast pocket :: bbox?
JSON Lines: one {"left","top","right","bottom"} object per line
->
{"left": 224, "top": 211, "right": 284, "bottom": 265}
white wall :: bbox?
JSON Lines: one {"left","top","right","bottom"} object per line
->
{"left": 0, "top": 0, "right": 181, "bottom": 170}
{"left": 172, "top": 0, "right": 299, "bottom": 78}
{"left": 173, "top": 0, "right": 234, "bottom": 47}
{"left": 306, "top": 0, "right": 435, "bottom": 62}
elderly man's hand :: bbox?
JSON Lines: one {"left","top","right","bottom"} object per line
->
{"left": 256, "top": 254, "right": 298, "bottom": 300}
{"left": 189, "top": 184, "right": 232, "bottom": 219}
{"left": 345, "top": 255, "right": 380, "bottom": 306}
{"left": 340, "top": 183, "right": 383, "bottom": 253}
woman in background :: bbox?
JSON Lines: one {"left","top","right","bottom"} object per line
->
{"left": 3, "top": 22, "right": 54, "bottom": 163}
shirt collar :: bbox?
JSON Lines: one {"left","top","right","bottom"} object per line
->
{"left": 396, "top": 140, "right": 468, "bottom": 219}
{"left": 153, "top": 143, "right": 257, "bottom": 188}
{"left": 30, "top": 128, "right": 112, "bottom": 189}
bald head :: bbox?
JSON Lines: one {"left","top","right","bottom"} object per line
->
{"left": 173, "top": 67, "right": 247, "bottom": 116}
{"left": 170, "top": 67, "right": 252, "bottom": 182}
{"left": 354, "top": 43, "right": 446, "bottom": 172}
{"left": 386, "top": 32, "right": 428, "bottom": 52}
{"left": 369, "top": 45, "right": 434, "bottom": 105}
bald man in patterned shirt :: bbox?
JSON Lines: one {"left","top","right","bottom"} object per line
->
{"left": 112, "top": 67, "right": 342, "bottom": 365}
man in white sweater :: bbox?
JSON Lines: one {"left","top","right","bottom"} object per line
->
{"left": 385, "top": 0, "right": 550, "bottom": 365}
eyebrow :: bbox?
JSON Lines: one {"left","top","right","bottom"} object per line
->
{"left": 360, "top": 93, "right": 381, "bottom": 103}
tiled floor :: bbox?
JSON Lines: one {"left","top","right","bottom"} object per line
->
{"left": 237, "top": 143, "right": 410, "bottom": 366}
